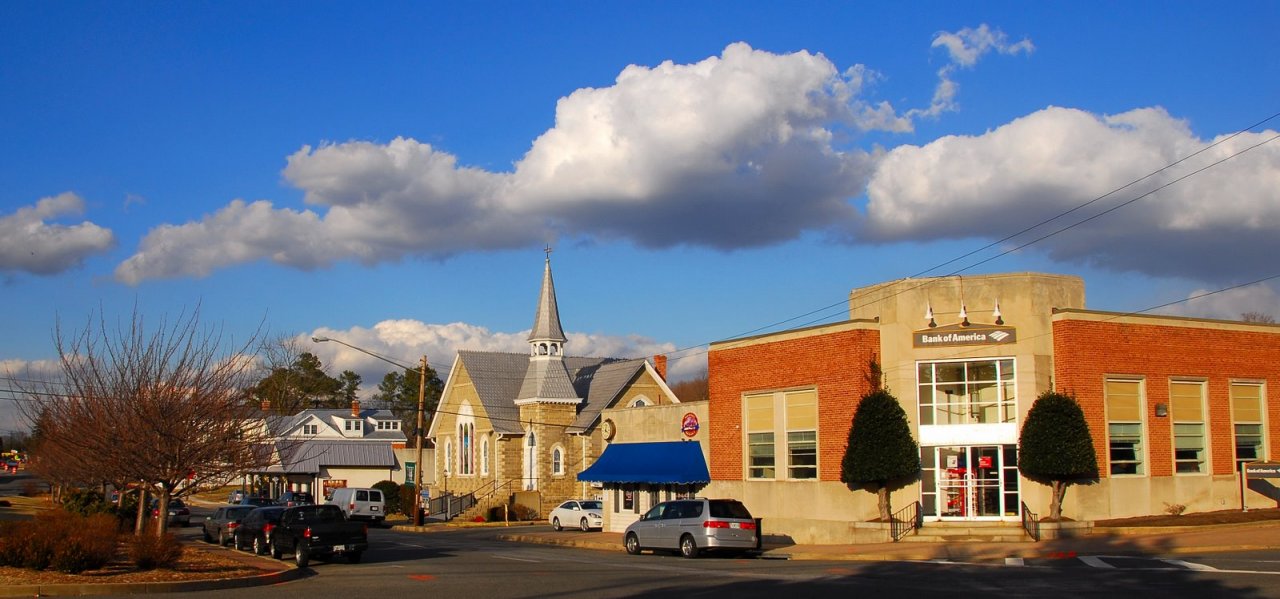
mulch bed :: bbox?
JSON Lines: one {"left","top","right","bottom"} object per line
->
{"left": 1095, "top": 507, "right": 1280, "bottom": 528}
{"left": 0, "top": 543, "right": 269, "bottom": 587}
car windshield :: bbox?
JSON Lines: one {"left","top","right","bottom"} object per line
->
{"left": 227, "top": 506, "right": 254, "bottom": 519}
{"left": 581, "top": 501, "right": 603, "bottom": 510}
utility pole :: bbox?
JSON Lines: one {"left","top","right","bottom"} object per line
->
{"left": 414, "top": 355, "right": 427, "bottom": 526}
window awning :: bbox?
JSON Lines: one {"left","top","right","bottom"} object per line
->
{"left": 578, "top": 441, "right": 709, "bottom": 484}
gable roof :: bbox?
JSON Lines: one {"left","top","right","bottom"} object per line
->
{"left": 453, "top": 350, "right": 645, "bottom": 435}
{"left": 273, "top": 408, "right": 407, "bottom": 442}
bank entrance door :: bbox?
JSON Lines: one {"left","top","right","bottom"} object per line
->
{"left": 925, "top": 445, "right": 1019, "bottom": 520}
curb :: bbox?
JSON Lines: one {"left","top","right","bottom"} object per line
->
{"left": 0, "top": 545, "right": 304, "bottom": 597}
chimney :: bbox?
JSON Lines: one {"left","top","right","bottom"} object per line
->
{"left": 351, "top": 400, "right": 361, "bottom": 417}
{"left": 652, "top": 355, "right": 668, "bottom": 381}
{"left": 259, "top": 398, "right": 270, "bottom": 412}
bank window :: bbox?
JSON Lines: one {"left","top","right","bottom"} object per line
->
{"left": 786, "top": 390, "right": 818, "bottom": 479}
{"left": 1171, "top": 380, "right": 1207, "bottom": 474}
{"left": 1232, "top": 382, "right": 1266, "bottom": 467}
{"left": 745, "top": 389, "right": 818, "bottom": 479}
{"left": 745, "top": 393, "right": 775, "bottom": 479}
{"left": 917, "top": 359, "right": 1015, "bottom": 426}
{"left": 1106, "top": 378, "right": 1144, "bottom": 476}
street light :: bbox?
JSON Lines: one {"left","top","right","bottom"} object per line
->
{"left": 312, "top": 336, "right": 430, "bottom": 526}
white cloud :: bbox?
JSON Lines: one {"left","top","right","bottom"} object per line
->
{"left": 304, "top": 320, "right": 683, "bottom": 400}
{"left": 863, "top": 106, "right": 1280, "bottom": 282}
{"left": 114, "top": 43, "right": 891, "bottom": 283}
{"left": 910, "top": 24, "right": 1034, "bottom": 120}
{"left": 1159, "top": 283, "right": 1280, "bottom": 321}
{"left": 0, "top": 193, "right": 114, "bottom": 275}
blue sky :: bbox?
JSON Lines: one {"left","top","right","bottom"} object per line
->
{"left": 3, "top": 2, "right": 1279, "bottom": 432}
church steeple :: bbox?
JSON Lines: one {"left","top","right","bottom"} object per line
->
{"left": 517, "top": 248, "right": 579, "bottom": 404}
{"left": 527, "top": 247, "right": 567, "bottom": 357}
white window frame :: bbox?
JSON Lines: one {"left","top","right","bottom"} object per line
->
{"left": 481, "top": 435, "right": 490, "bottom": 476}
{"left": 1105, "top": 377, "right": 1146, "bottom": 477}
{"left": 303, "top": 424, "right": 318, "bottom": 435}
{"left": 917, "top": 358, "right": 1016, "bottom": 427}
{"left": 551, "top": 445, "right": 565, "bottom": 476}
{"left": 742, "top": 388, "right": 818, "bottom": 481}
{"left": 1231, "top": 381, "right": 1267, "bottom": 468}
{"left": 1170, "top": 379, "right": 1208, "bottom": 475}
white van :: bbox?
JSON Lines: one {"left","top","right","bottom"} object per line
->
{"left": 327, "top": 487, "right": 386, "bottom": 525}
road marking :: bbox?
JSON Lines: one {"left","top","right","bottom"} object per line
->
{"left": 396, "top": 543, "right": 427, "bottom": 548}
{"left": 492, "top": 553, "right": 541, "bottom": 562}
{"left": 1079, "top": 556, "right": 1114, "bottom": 568}
{"left": 1005, "top": 557, "right": 1025, "bottom": 566}
{"left": 1161, "top": 559, "right": 1218, "bottom": 572}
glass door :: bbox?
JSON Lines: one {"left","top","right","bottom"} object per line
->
{"left": 924, "top": 445, "right": 1019, "bottom": 520}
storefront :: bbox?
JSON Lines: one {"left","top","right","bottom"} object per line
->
{"left": 578, "top": 441, "right": 710, "bottom": 532}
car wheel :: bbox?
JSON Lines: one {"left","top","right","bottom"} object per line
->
{"left": 253, "top": 535, "right": 266, "bottom": 555}
{"left": 233, "top": 533, "right": 244, "bottom": 551}
{"left": 680, "top": 535, "right": 699, "bottom": 559}
{"left": 552, "top": 517, "right": 561, "bottom": 531}
{"left": 218, "top": 531, "right": 228, "bottom": 546}
{"left": 348, "top": 551, "right": 363, "bottom": 564}
{"left": 625, "top": 532, "right": 642, "bottom": 555}
{"left": 270, "top": 538, "right": 283, "bottom": 559}
{"left": 295, "top": 542, "right": 310, "bottom": 568}
{"left": 580, "top": 518, "right": 590, "bottom": 532}
{"left": 202, "top": 528, "right": 213, "bottom": 543}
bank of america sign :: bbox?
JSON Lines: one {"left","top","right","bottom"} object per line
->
{"left": 913, "top": 323, "right": 1018, "bottom": 348}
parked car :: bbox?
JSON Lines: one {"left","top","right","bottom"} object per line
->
{"left": 228, "top": 489, "right": 248, "bottom": 504}
{"left": 202, "top": 505, "right": 256, "bottom": 546}
{"left": 623, "top": 498, "right": 757, "bottom": 558}
{"left": 237, "top": 495, "right": 276, "bottom": 507}
{"left": 234, "top": 506, "right": 286, "bottom": 555}
{"left": 277, "top": 491, "right": 314, "bottom": 507}
{"left": 151, "top": 498, "right": 191, "bottom": 527}
{"left": 549, "top": 499, "right": 604, "bottom": 532}
{"left": 327, "top": 488, "right": 385, "bottom": 525}
{"left": 268, "top": 504, "right": 369, "bottom": 567}
{"left": 4, "top": 460, "right": 19, "bottom": 473}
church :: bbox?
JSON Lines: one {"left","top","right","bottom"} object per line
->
{"left": 426, "top": 254, "right": 680, "bottom": 516}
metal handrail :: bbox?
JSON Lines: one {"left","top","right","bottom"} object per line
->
{"left": 1020, "top": 501, "right": 1041, "bottom": 542}
{"left": 890, "top": 501, "right": 922, "bottom": 542}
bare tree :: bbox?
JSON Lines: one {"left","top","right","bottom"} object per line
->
{"left": 1241, "top": 311, "right": 1277, "bottom": 324}
{"left": 21, "top": 306, "right": 282, "bottom": 536}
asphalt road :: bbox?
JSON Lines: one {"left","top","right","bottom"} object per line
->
{"left": 139, "top": 509, "right": 1280, "bottom": 599}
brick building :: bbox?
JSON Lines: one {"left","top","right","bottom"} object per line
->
{"left": 705, "top": 273, "right": 1279, "bottom": 543}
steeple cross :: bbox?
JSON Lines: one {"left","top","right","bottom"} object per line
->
{"left": 544, "top": 245, "right": 554, "bottom": 260}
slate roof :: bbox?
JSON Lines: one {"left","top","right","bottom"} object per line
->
{"left": 455, "top": 350, "right": 646, "bottom": 435}
{"left": 528, "top": 257, "right": 567, "bottom": 344}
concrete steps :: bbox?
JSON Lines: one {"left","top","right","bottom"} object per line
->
{"left": 899, "top": 521, "right": 1032, "bottom": 543}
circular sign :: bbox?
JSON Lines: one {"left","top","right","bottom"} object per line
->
{"left": 681, "top": 412, "right": 700, "bottom": 437}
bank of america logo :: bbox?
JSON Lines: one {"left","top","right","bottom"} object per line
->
{"left": 989, "top": 330, "right": 1011, "bottom": 342}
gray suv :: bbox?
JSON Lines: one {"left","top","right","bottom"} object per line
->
{"left": 623, "top": 498, "right": 757, "bottom": 558}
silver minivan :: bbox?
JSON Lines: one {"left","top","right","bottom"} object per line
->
{"left": 623, "top": 498, "right": 757, "bottom": 558}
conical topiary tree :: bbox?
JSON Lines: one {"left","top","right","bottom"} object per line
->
{"left": 841, "top": 388, "right": 920, "bottom": 521}
{"left": 1018, "top": 390, "right": 1098, "bottom": 521}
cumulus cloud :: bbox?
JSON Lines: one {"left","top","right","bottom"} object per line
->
{"left": 0, "top": 193, "right": 114, "bottom": 275}
{"left": 114, "top": 42, "right": 898, "bottom": 283}
{"left": 305, "top": 319, "right": 684, "bottom": 401}
{"left": 863, "top": 106, "right": 1280, "bottom": 283}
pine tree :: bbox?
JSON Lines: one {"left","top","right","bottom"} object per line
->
{"left": 841, "top": 389, "right": 920, "bottom": 521}
{"left": 1018, "top": 390, "right": 1099, "bottom": 521}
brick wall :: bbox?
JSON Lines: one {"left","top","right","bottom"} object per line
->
{"left": 1054, "top": 316, "right": 1280, "bottom": 478}
{"left": 708, "top": 327, "right": 880, "bottom": 481}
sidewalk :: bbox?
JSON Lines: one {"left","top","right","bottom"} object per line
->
{"left": 495, "top": 519, "right": 1280, "bottom": 562}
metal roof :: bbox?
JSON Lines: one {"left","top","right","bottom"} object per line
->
{"left": 266, "top": 440, "right": 397, "bottom": 474}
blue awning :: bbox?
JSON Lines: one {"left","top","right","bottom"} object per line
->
{"left": 578, "top": 441, "right": 709, "bottom": 484}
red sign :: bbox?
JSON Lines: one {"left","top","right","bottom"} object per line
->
{"left": 978, "top": 456, "right": 993, "bottom": 469}
{"left": 681, "top": 412, "right": 700, "bottom": 437}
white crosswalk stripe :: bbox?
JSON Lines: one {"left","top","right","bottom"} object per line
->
{"left": 1079, "top": 556, "right": 1115, "bottom": 569}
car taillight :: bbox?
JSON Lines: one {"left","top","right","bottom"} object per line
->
{"left": 741, "top": 521, "right": 757, "bottom": 530}
{"left": 263, "top": 523, "right": 274, "bottom": 536}
{"left": 304, "top": 527, "right": 312, "bottom": 539}
{"left": 703, "top": 520, "right": 730, "bottom": 529}
{"left": 228, "top": 522, "right": 238, "bottom": 530}
{"left": 349, "top": 502, "right": 355, "bottom": 512}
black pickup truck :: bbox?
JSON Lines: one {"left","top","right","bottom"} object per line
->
{"left": 268, "top": 504, "right": 369, "bottom": 567}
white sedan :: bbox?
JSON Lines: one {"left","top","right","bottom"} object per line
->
{"left": 549, "top": 499, "right": 604, "bottom": 531}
